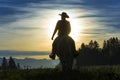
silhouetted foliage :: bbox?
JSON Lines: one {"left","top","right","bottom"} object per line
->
{"left": 1, "top": 57, "right": 20, "bottom": 70}
{"left": 8, "top": 56, "right": 17, "bottom": 69}
{"left": 76, "top": 37, "right": 120, "bottom": 67}
{"left": 78, "top": 40, "right": 101, "bottom": 54}
{"left": 1, "top": 57, "right": 8, "bottom": 70}
{"left": 102, "top": 37, "right": 120, "bottom": 55}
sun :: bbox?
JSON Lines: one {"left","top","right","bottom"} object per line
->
{"left": 69, "top": 18, "right": 82, "bottom": 41}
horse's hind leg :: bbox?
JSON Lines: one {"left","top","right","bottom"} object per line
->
{"left": 66, "top": 58, "right": 73, "bottom": 70}
{"left": 60, "top": 58, "right": 73, "bottom": 71}
{"left": 60, "top": 58, "right": 67, "bottom": 71}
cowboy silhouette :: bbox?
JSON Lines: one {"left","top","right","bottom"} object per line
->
{"left": 49, "top": 12, "right": 77, "bottom": 60}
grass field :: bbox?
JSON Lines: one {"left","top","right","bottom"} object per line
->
{"left": 1, "top": 66, "right": 120, "bottom": 80}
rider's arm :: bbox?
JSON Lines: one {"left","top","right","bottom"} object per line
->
{"left": 51, "top": 21, "right": 59, "bottom": 40}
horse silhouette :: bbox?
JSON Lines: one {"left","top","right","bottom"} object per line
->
{"left": 50, "top": 12, "right": 77, "bottom": 70}
{"left": 55, "top": 35, "right": 76, "bottom": 71}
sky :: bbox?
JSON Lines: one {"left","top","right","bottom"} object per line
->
{"left": 0, "top": 0, "right": 120, "bottom": 51}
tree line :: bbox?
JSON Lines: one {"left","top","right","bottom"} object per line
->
{"left": 0, "top": 56, "right": 20, "bottom": 70}
{"left": 76, "top": 37, "right": 120, "bottom": 67}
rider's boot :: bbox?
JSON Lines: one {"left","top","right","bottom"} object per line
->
{"left": 49, "top": 53, "right": 56, "bottom": 60}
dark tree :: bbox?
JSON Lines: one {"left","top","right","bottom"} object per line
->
{"left": 81, "top": 43, "right": 86, "bottom": 50}
{"left": 79, "top": 43, "right": 86, "bottom": 53}
{"left": 93, "top": 41, "right": 99, "bottom": 49}
{"left": 76, "top": 37, "right": 120, "bottom": 67}
{"left": 8, "top": 56, "right": 17, "bottom": 69}
{"left": 1, "top": 57, "right": 8, "bottom": 70}
{"left": 78, "top": 40, "right": 100, "bottom": 54}
{"left": 89, "top": 40, "right": 94, "bottom": 49}
{"left": 78, "top": 43, "right": 89, "bottom": 54}
{"left": 102, "top": 37, "right": 120, "bottom": 55}
{"left": 102, "top": 40, "right": 108, "bottom": 55}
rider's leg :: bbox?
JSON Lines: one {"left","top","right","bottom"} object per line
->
{"left": 49, "top": 37, "right": 59, "bottom": 59}
{"left": 49, "top": 44, "right": 56, "bottom": 60}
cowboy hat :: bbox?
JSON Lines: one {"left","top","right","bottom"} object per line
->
{"left": 59, "top": 12, "right": 69, "bottom": 18}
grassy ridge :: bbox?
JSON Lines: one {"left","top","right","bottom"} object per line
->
{"left": 1, "top": 66, "right": 120, "bottom": 80}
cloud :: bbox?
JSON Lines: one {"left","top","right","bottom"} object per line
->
{"left": 0, "top": 0, "right": 120, "bottom": 51}
{"left": 1, "top": 0, "right": 120, "bottom": 31}
{"left": 80, "top": 0, "right": 120, "bottom": 29}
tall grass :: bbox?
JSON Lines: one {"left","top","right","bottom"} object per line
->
{"left": 0, "top": 66, "right": 120, "bottom": 80}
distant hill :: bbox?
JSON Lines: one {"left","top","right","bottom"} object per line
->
{"left": 0, "top": 50, "right": 59, "bottom": 68}
{"left": 0, "top": 57, "right": 59, "bottom": 68}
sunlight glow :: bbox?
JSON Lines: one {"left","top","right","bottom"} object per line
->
{"left": 45, "top": 11, "right": 84, "bottom": 51}
{"left": 70, "top": 18, "right": 83, "bottom": 41}
{"left": 48, "top": 15, "right": 60, "bottom": 39}
{"left": 47, "top": 12, "right": 83, "bottom": 42}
